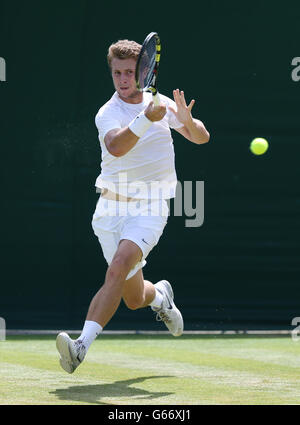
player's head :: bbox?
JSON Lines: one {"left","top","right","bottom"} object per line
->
{"left": 107, "top": 39, "right": 141, "bottom": 68}
{"left": 107, "top": 39, "right": 142, "bottom": 103}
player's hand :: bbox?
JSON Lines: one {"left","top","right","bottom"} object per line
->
{"left": 169, "top": 89, "right": 195, "bottom": 126}
{"left": 144, "top": 101, "right": 167, "bottom": 122}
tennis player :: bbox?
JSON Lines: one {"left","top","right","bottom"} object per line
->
{"left": 56, "top": 39, "right": 210, "bottom": 373}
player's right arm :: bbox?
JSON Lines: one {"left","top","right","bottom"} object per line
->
{"left": 104, "top": 127, "right": 139, "bottom": 157}
{"left": 104, "top": 102, "right": 166, "bottom": 157}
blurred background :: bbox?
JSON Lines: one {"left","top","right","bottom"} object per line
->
{"left": 0, "top": 0, "right": 299, "bottom": 331}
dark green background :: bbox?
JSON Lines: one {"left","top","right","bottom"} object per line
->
{"left": 1, "top": 0, "right": 299, "bottom": 330}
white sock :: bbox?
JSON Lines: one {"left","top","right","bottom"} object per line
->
{"left": 149, "top": 288, "right": 164, "bottom": 308}
{"left": 77, "top": 320, "right": 102, "bottom": 351}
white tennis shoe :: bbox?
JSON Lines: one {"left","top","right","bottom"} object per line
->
{"left": 56, "top": 332, "right": 86, "bottom": 374}
{"left": 151, "top": 280, "right": 184, "bottom": 337}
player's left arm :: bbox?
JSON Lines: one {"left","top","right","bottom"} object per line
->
{"left": 169, "top": 89, "right": 210, "bottom": 144}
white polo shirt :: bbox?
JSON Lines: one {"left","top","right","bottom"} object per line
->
{"left": 95, "top": 92, "right": 184, "bottom": 199}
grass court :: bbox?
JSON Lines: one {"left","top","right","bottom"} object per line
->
{"left": 1, "top": 334, "right": 300, "bottom": 405}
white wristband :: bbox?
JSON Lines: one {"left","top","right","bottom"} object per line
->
{"left": 128, "top": 112, "right": 152, "bottom": 138}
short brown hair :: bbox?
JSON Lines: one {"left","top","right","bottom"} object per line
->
{"left": 107, "top": 39, "right": 141, "bottom": 69}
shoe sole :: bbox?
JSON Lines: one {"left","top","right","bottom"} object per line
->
{"left": 56, "top": 332, "right": 76, "bottom": 374}
{"left": 170, "top": 306, "right": 184, "bottom": 337}
{"left": 160, "top": 280, "right": 184, "bottom": 337}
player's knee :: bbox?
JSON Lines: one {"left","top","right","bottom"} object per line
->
{"left": 125, "top": 301, "right": 139, "bottom": 310}
{"left": 107, "top": 256, "right": 132, "bottom": 281}
{"left": 124, "top": 295, "right": 145, "bottom": 311}
{"left": 106, "top": 265, "right": 125, "bottom": 283}
{"left": 112, "top": 252, "right": 134, "bottom": 271}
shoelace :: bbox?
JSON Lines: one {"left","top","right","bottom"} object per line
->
{"left": 74, "top": 340, "right": 86, "bottom": 362}
{"left": 155, "top": 310, "right": 171, "bottom": 323}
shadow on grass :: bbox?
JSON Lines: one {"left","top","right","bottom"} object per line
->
{"left": 50, "top": 375, "right": 173, "bottom": 404}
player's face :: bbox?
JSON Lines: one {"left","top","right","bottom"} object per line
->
{"left": 111, "top": 58, "right": 142, "bottom": 104}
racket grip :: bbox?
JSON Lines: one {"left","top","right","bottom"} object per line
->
{"left": 152, "top": 91, "right": 161, "bottom": 106}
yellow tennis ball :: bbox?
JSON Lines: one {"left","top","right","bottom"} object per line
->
{"left": 250, "top": 137, "right": 269, "bottom": 155}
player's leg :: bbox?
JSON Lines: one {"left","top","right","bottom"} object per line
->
{"left": 120, "top": 200, "right": 183, "bottom": 335}
{"left": 122, "top": 269, "right": 155, "bottom": 310}
{"left": 56, "top": 239, "right": 142, "bottom": 374}
{"left": 122, "top": 270, "right": 167, "bottom": 310}
{"left": 86, "top": 239, "right": 142, "bottom": 327}
{"left": 122, "top": 269, "right": 183, "bottom": 337}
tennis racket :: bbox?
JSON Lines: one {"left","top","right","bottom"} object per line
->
{"left": 135, "top": 32, "right": 161, "bottom": 106}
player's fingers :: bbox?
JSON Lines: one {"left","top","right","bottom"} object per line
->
{"left": 188, "top": 99, "right": 195, "bottom": 111}
{"left": 173, "top": 89, "right": 180, "bottom": 105}
{"left": 173, "top": 90, "right": 182, "bottom": 111}
{"left": 159, "top": 104, "right": 167, "bottom": 115}
{"left": 154, "top": 101, "right": 166, "bottom": 110}
{"left": 175, "top": 89, "right": 184, "bottom": 105}
{"left": 145, "top": 101, "right": 154, "bottom": 112}
{"left": 175, "top": 89, "right": 185, "bottom": 107}
{"left": 180, "top": 90, "right": 187, "bottom": 107}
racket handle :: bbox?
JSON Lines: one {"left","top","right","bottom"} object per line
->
{"left": 152, "top": 91, "right": 161, "bottom": 106}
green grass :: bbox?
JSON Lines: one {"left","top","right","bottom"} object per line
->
{"left": 1, "top": 334, "right": 300, "bottom": 405}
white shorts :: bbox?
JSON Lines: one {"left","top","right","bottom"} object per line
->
{"left": 91, "top": 197, "right": 169, "bottom": 280}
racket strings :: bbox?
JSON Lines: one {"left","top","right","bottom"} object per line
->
{"left": 138, "top": 38, "right": 157, "bottom": 90}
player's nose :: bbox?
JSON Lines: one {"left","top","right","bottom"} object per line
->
{"left": 120, "top": 73, "right": 128, "bottom": 84}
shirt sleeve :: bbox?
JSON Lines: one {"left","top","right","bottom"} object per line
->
{"left": 95, "top": 106, "right": 122, "bottom": 141}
